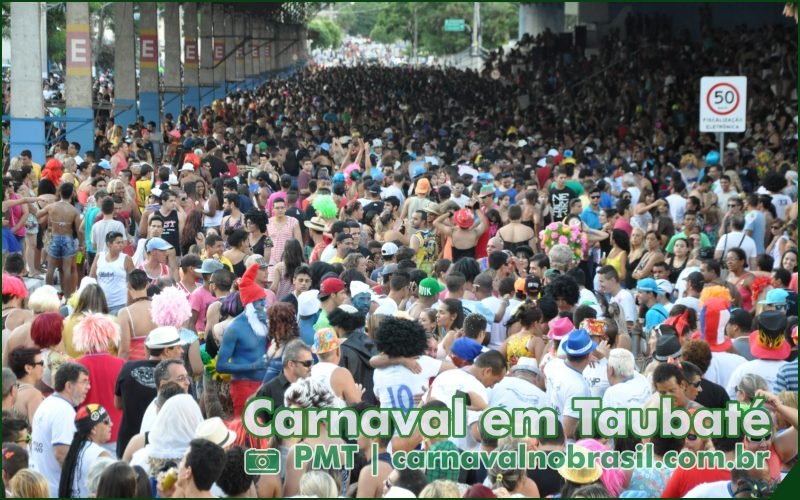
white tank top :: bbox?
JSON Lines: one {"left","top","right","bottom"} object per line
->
{"left": 203, "top": 198, "right": 223, "bottom": 228}
{"left": 96, "top": 251, "right": 128, "bottom": 308}
{"left": 310, "top": 362, "right": 346, "bottom": 408}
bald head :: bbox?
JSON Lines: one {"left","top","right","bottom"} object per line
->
{"left": 487, "top": 237, "right": 504, "bottom": 255}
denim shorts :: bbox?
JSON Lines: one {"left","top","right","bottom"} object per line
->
{"left": 48, "top": 234, "right": 77, "bottom": 259}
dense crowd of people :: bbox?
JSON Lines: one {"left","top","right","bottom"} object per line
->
{"left": 1, "top": 17, "right": 799, "bottom": 499}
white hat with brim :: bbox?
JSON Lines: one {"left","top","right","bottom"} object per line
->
{"left": 145, "top": 326, "right": 182, "bottom": 349}
{"left": 195, "top": 417, "right": 237, "bottom": 448}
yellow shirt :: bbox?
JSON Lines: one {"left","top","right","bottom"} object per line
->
{"left": 199, "top": 251, "right": 234, "bottom": 273}
{"left": 136, "top": 180, "right": 152, "bottom": 213}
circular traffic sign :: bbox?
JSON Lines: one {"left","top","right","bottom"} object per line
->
{"left": 706, "top": 83, "right": 741, "bottom": 116}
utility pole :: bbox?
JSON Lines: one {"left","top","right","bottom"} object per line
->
{"left": 413, "top": 5, "right": 418, "bottom": 66}
{"left": 471, "top": 1, "right": 480, "bottom": 57}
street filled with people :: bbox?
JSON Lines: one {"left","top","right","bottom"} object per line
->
{"left": 1, "top": 17, "right": 799, "bottom": 499}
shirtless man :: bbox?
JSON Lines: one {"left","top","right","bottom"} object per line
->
{"left": 37, "top": 182, "right": 83, "bottom": 297}
{"left": 216, "top": 263, "right": 269, "bottom": 417}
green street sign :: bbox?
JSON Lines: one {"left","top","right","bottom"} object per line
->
{"left": 443, "top": 19, "right": 465, "bottom": 32}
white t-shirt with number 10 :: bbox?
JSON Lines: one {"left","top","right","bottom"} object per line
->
{"left": 373, "top": 355, "right": 442, "bottom": 410}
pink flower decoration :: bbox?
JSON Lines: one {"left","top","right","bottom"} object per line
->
{"left": 559, "top": 236, "right": 569, "bottom": 245}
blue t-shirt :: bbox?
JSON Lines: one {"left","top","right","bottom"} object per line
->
{"left": 744, "top": 209, "right": 766, "bottom": 255}
{"left": 644, "top": 304, "right": 668, "bottom": 334}
{"left": 580, "top": 206, "right": 602, "bottom": 230}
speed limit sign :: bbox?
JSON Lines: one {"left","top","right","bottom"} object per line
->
{"left": 699, "top": 76, "right": 747, "bottom": 132}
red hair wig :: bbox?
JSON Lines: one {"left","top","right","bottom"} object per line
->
{"left": 31, "top": 312, "right": 64, "bottom": 348}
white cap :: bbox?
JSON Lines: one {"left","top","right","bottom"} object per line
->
{"left": 547, "top": 148, "right": 559, "bottom": 157}
{"left": 180, "top": 163, "right": 195, "bottom": 172}
{"left": 726, "top": 142, "right": 739, "bottom": 150}
{"left": 145, "top": 326, "right": 182, "bottom": 349}
{"left": 517, "top": 139, "right": 528, "bottom": 148}
{"left": 512, "top": 357, "right": 541, "bottom": 375}
{"left": 297, "top": 290, "right": 321, "bottom": 317}
{"left": 537, "top": 158, "right": 547, "bottom": 167}
{"left": 168, "top": 173, "right": 180, "bottom": 186}
{"left": 656, "top": 279, "right": 674, "bottom": 297}
{"left": 350, "top": 281, "right": 372, "bottom": 297}
{"left": 381, "top": 242, "right": 399, "bottom": 257}
{"left": 584, "top": 147, "right": 595, "bottom": 155}
{"left": 372, "top": 139, "right": 383, "bottom": 147}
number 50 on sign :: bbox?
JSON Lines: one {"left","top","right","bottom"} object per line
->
{"left": 699, "top": 76, "right": 747, "bottom": 132}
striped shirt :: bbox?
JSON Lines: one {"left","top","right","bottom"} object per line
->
{"left": 774, "top": 360, "right": 798, "bottom": 393}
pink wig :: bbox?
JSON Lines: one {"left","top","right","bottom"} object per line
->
{"left": 74, "top": 313, "right": 120, "bottom": 353}
{"left": 151, "top": 286, "right": 192, "bottom": 328}
{"left": 576, "top": 438, "right": 625, "bottom": 497}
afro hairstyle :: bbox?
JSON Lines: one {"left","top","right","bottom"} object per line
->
{"left": 374, "top": 316, "right": 427, "bottom": 358}
{"left": 328, "top": 306, "right": 367, "bottom": 332}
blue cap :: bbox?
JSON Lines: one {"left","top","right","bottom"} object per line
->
{"left": 477, "top": 172, "right": 494, "bottom": 183}
{"left": 320, "top": 143, "right": 330, "bottom": 152}
{"left": 562, "top": 329, "right": 598, "bottom": 357}
{"left": 705, "top": 151, "right": 720, "bottom": 166}
{"left": 636, "top": 278, "right": 663, "bottom": 295}
{"left": 564, "top": 149, "right": 574, "bottom": 158}
{"left": 333, "top": 172, "right": 346, "bottom": 183}
{"left": 410, "top": 162, "right": 425, "bottom": 179}
{"left": 451, "top": 338, "right": 483, "bottom": 363}
{"left": 145, "top": 237, "right": 173, "bottom": 252}
{"left": 98, "top": 159, "right": 112, "bottom": 170}
{"left": 758, "top": 288, "right": 789, "bottom": 305}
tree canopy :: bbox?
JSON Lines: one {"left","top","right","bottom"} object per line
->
{"left": 308, "top": 17, "right": 344, "bottom": 50}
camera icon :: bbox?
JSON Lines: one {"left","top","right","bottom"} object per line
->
{"left": 244, "top": 449, "right": 281, "bottom": 475}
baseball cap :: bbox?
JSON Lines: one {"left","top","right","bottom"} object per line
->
{"left": 382, "top": 263, "right": 399, "bottom": 278}
{"left": 297, "top": 290, "right": 321, "bottom": 317}
{"left": 637, "top": 278, "right": 663, "bottom": 295}
{"left": 180, "top": 163, "right": 195, "bottom": 172}
{"left": 381, "top": 242, "right": 399, "bottom": 257}
{"left": 196, "top": 259, "right": 225, "bottom": 275}
{"left": 451, "top": 338, "right": 483, "bottom": 364}
{"left": 368, "top": 183, "right": 382, "bottom": 194}
{"left": 98, "top": 159, "right": 112, "bottom": 170}
{"left": 319, "top": 278, "right": 345, "bottom": 298}
{"left": 655, "top": 279, "right": 674, "bottom": 297}
{"left": 146, "top": 238, "right": 173, "bottom": 252}
{"left": 758, "top": 288, "right": 789, "bottom": 306}
{"left": 179, "top": 254, "right": 202, "bottom": 269}
{"left": 145, "top": 326, "right": 182, "bottom": 349}
{"left": 418, "top": 277, "right": 445, "bottom": 298}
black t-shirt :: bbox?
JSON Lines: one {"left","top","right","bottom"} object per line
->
{"left": 528, "top": 458, "right": 565, "bottom": 497}
{"left": 695, "top": 378, "right": 730, "bottom": 409}
{"left": 549, "top": 185, "right": 576, "bottom": 221}
{"left": 283, "top": 150, "right": 300, "bottom": 177}
{"left": 114, "top": 359, "right": 159, "bottom": 458}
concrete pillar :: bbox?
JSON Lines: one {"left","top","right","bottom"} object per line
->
{"left": 9, "top": 2, "right": 45, "bottom": 163}
{"left": 234, "top": 14, "right": 245, "bottom": 89}
{"left": 224, "top": 9, "right": 236, "bottom": 89}
{"left": 260, "top": 20, "right": 275, "bottom": 79}
{"left": 198, "top": 3, "right": 214, "bottom": 108}
{"left": 518, "top": 3, "right": 565, "bottom": 38}
{"left": 182, "top": 3, "right": 200, "bottom": 111}
{"left": 138, "top": 3, "right": 160, "bottom": 131}
{"left": 163, "top": 3, "right": 182, "bottom": 121}
{"left": 65, "top": 2, "right": 95, "bottom": 156}
{"left": 212, "top": 4, "right": 227, "bottom": 100}
{"left": 114, "top": 3, "right": 137, "bottom": 129}
{"left": 244, "top": 18, "right": 255, "bottom": 89}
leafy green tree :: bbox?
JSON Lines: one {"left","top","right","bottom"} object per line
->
{"left": 308, "top": 18, "right": 343, "bottom": 50}
{"left": 369, "top": 2, "right": 518, "bottom": 56}
{"left": 334, "top": 2, "right": 387, "bottom": 37}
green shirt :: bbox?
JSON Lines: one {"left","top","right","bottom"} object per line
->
{"left": 665, "top": 231, "right": 710, "bottom": 254}
{"left": 425, "top": 440, "right": 463, "bottom": 483}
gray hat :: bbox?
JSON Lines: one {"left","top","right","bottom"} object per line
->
{"left": 382, "top": 263, "right": 399, "bottom": 277}
{"left": 196, "top": 259, "right": 225, "bottom": 275}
